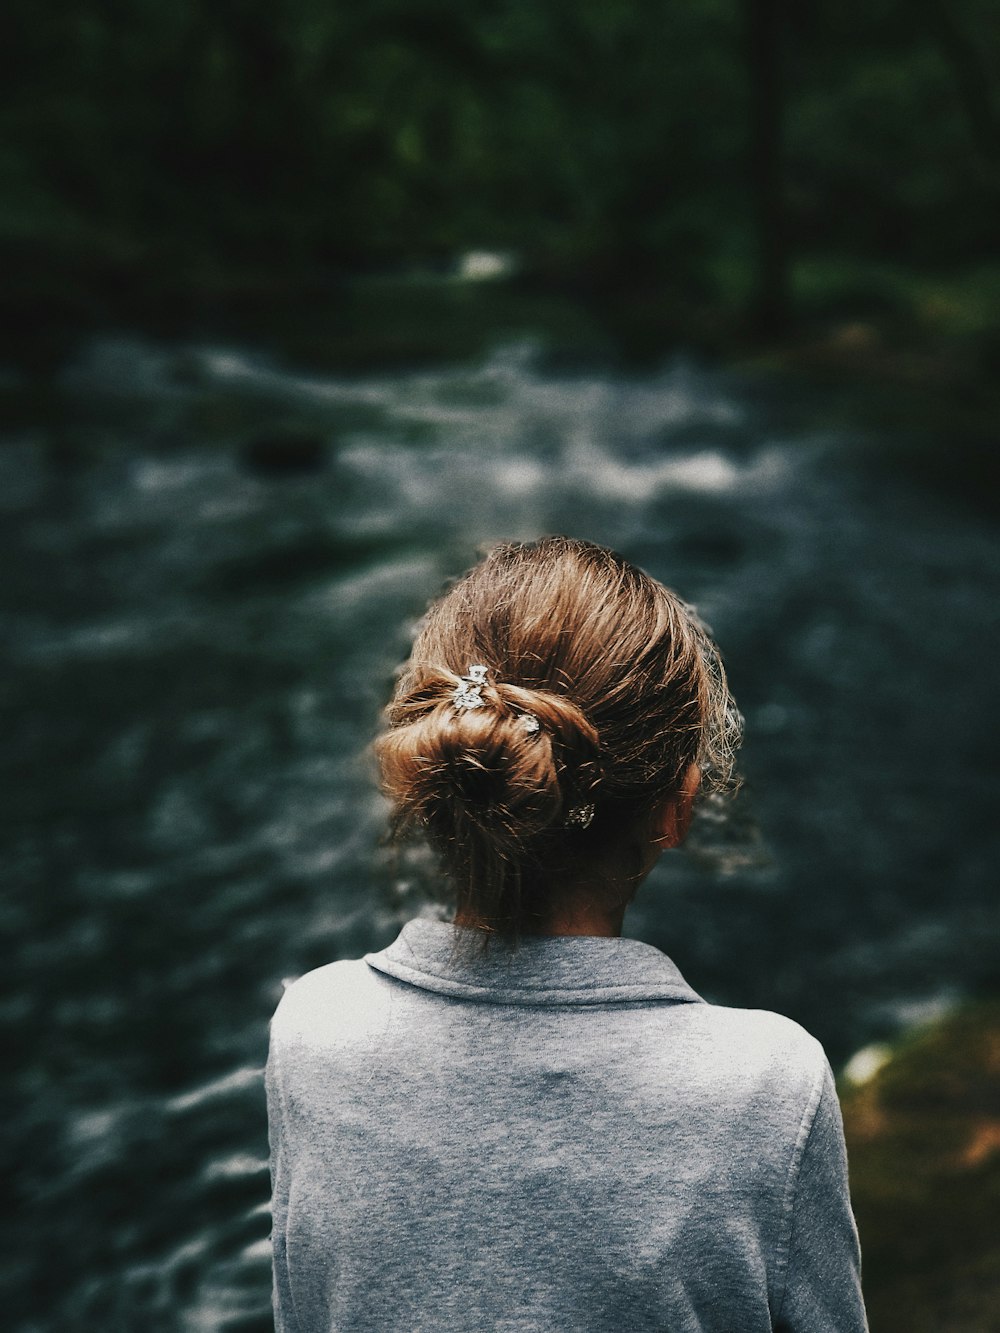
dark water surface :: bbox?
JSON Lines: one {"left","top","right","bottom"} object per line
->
{"left": 5, "top": 335, "right": 999, "bottom": 1329}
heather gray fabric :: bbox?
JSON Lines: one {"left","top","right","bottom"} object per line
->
{"left": 267, "top": 919, "right": 867, "bottom": 1332}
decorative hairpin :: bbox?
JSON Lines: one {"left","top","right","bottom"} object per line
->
{"left": 453, "top": 664, "right": 489, "bottom": 711}
{"left": 565, "top": 803, "right": 595, "bottom": 829}
{"left": 520, "top": 713, "right": 541, "bottom": 735}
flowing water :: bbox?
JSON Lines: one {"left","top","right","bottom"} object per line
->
{"left": 4, "top": 334, "right": 999, "bottom": 1329}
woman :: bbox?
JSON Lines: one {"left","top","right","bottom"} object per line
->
{"left": 267, "top": 536, "right": 868, "bottom": 1332}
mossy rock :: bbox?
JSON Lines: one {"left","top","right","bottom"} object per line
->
{"left": 842, "top": 1001, "right": 1000, "bottom": 1332}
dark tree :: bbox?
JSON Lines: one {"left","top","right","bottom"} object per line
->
{"left": 745, "top": 0, "right": 789, "bottom": 334}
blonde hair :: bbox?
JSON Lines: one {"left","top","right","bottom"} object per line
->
{"left": 376, "top": 537, "right": 741, "bottom": 937}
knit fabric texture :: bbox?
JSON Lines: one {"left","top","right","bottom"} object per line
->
{"left": 267, "top": 919, "right": 868, "bottom": 1332}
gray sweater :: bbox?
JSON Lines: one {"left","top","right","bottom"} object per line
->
{"left": 267, "top": 920, "right": 867, "bottom": 1332}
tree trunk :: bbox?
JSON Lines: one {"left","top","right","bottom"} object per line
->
{"left": 919, "top": 0, "right": 1000, "bottom": 164}
{"left": 745, "top": 0, "right": 789, "bottom": 335}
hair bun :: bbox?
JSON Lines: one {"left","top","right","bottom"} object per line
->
{"left": 376, "top": 669, "right": 600, "bottom": 852}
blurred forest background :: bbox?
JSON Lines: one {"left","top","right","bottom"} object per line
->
{"left": 5, "top": 0, "right": 1000, "bottom": 380}
{"left": 4, "top": 3, "right": 1000, "bottom": 1331}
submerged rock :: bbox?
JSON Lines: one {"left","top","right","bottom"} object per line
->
{"left": 240, "top": 426, "right": 327, "bottom": 475}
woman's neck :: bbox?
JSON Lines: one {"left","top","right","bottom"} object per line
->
{"left": 454, "top": 897, "right": 627, "bottom": 939}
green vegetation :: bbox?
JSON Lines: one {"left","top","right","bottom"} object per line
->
{"left": 3, "top": 1, "right": 1000, "bottom": 384}
{"left": 842, "top": 1003, "right": 1000, "bottom": 1332}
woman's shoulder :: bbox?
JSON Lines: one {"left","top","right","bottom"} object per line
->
{"left": 691, "top": 999, "right": 824, "bottom": 1060}
{"left": 665, "top": 998, "right": 831, "bottom": 1124}
{"left": 269, "top": 955, "right": 388, "bottom": 1050}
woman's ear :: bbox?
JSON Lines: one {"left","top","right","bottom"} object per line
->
{"left": 652, "top": 764, "right": 701, "bottom": 849}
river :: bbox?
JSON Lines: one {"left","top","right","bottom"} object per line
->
{"left": 4, "top": 333, "right": 999, "bottom": 1329}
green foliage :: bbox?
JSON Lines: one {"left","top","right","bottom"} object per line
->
{"left": 3, "top": 0, "right": 1000, "bottom": 325}
{"left": 842, "top": 1002, "right": 1000, "bottom": 1332}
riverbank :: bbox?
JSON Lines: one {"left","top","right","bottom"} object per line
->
{"left": 11, "top": 256, "right": 1000, "bottom": 531}
{"left": 842, "top": 1001, "right": 1000, "bottom": 1333}
{"left": 6, "top": 234, "right": 1000, "bottom": 385}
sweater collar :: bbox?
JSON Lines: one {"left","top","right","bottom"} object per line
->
{"left": 364, "top": 918, "right": 704, "bottom": 1008}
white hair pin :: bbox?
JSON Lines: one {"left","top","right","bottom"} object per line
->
{"left": 453, "top": 664, "right": 489, "bottom": 711}
{"left": 520, "top": 714, "right": 541, "bottom": 735}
